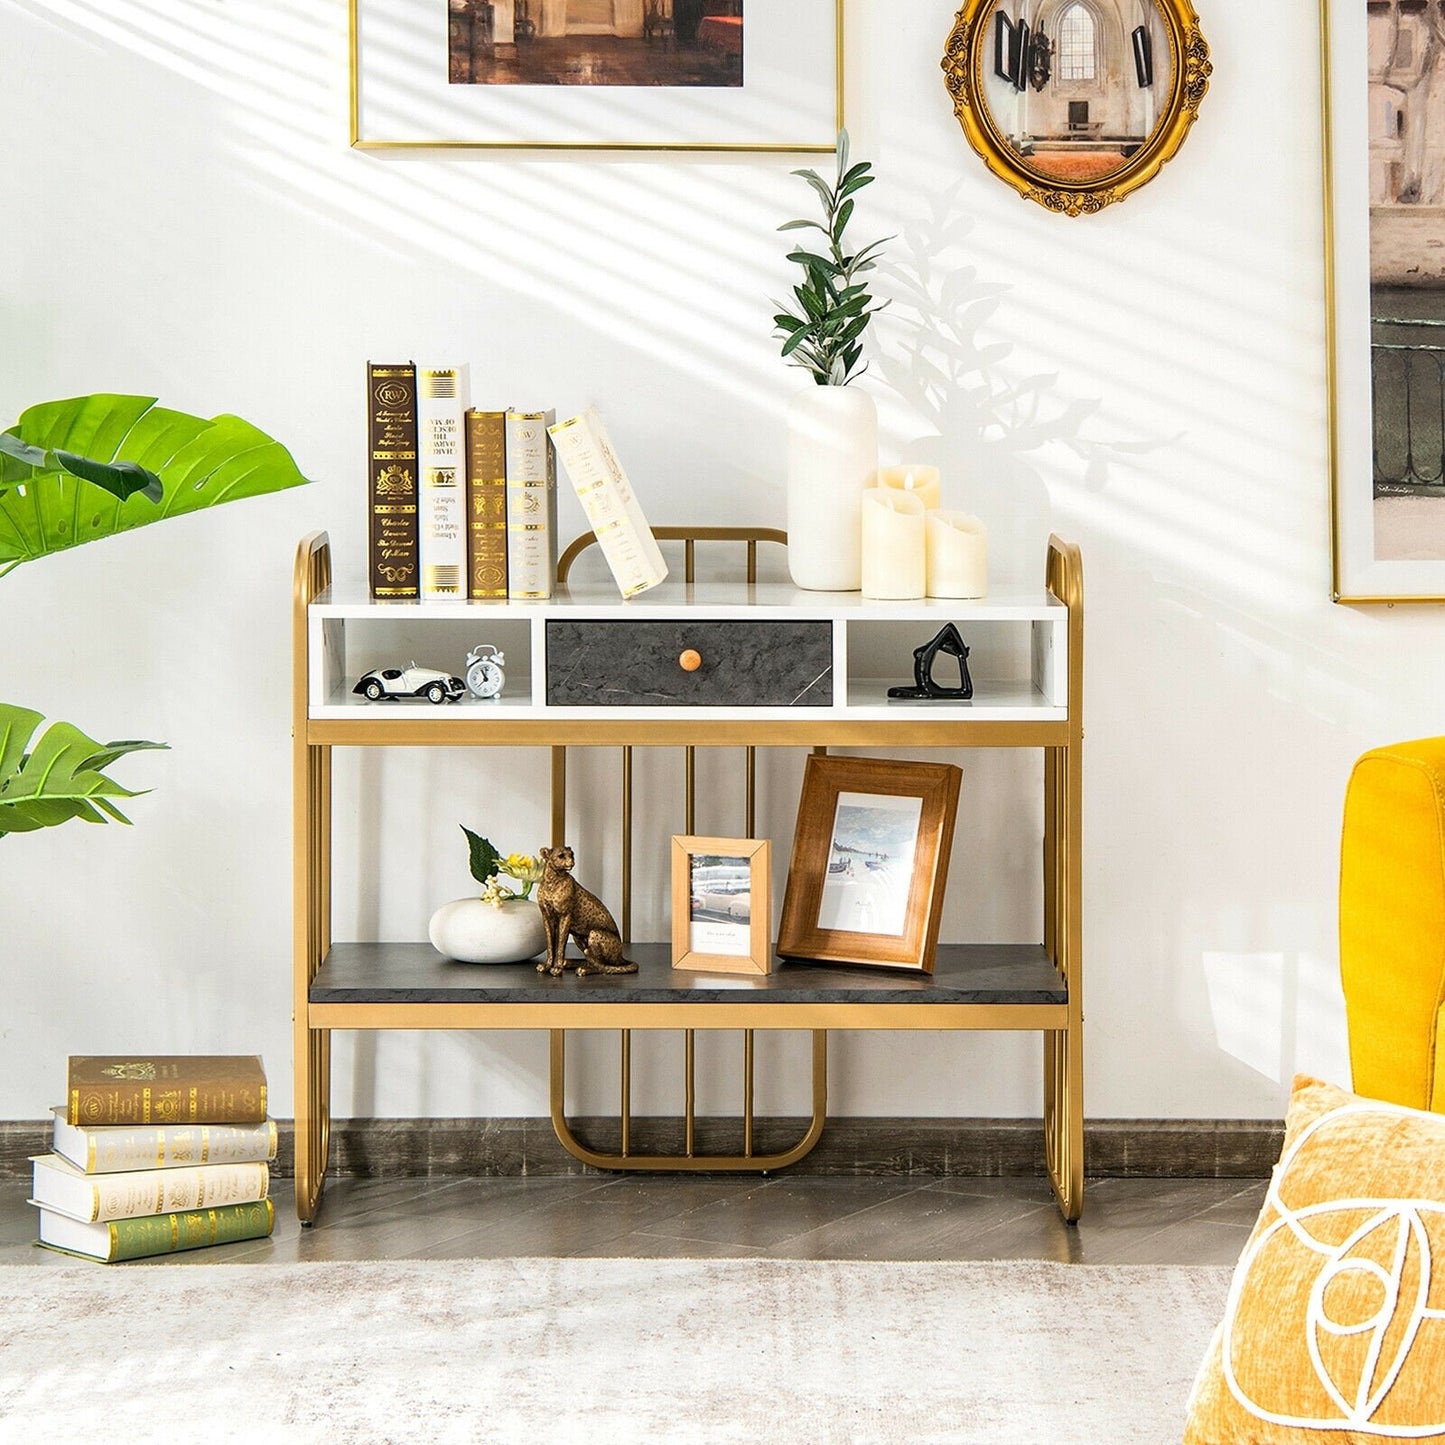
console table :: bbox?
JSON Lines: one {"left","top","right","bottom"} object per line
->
{"left": 292, "top": 530, "right": 1084, "bottom": 1221}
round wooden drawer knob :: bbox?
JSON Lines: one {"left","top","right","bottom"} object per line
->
{"left": 678, "top": 648, "right": 703, "bottom": 673}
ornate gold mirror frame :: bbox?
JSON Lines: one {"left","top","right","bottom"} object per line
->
{"left": 941, "top": 0, "right": 1211, "bottom": 215}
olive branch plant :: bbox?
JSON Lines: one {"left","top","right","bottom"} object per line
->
{"left": 773, "top": 129, "right": 892, "bottom": 387}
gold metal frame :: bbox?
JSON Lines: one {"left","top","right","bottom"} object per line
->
{"left": 292, "top": 529, "right": 1085, "bottom": 1222}
{"left": 941, "top": 0, "right": 1211, "bottom": 215}
{"left": 1320, "top": 0, "right": 1445, "bottom": 605}
{"left": 348, "top": 0, "right": 845, "bottom": 153}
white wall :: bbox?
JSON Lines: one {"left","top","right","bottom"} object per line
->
{"left": 3, "top": 0, "right": 1433, "bottom": 1125}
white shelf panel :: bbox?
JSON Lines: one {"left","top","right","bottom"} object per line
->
{"left": 311, "top": 580, "right": 1065, "bottom": 623}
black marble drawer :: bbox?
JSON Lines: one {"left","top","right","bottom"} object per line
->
{"left": 546, "top": 620, "right": 833, "bottom": 707}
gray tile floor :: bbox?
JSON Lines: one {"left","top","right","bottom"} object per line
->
{"left": 0, "top": 1174, "right": 1269, "bottom": 1267}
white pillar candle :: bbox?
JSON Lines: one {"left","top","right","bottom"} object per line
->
{"left": 861, "top": 488, "right": 926, "bottom": 600}
{"left": 876, "top": 465, "right": 942, "bottom": 514}
{"left": 926, "top": 511, "right": 988, "bottom": 599}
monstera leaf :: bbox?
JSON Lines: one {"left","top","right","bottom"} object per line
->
{"left": 0, "top": 704, "right": 166, "bottom": 837}
{"left": 0, "top": 394, "right": 311, "bottom": 575}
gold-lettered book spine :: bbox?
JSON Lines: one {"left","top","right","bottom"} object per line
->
{"left": 67, "top": 1055, "right": 268, "bottom": 1126}
{"left": 58, "top": 1114, "right": 278, "bottom": 1173}
{"left": 465, "top": 408, "right": 509, "bottom": 599}
{"left": 505, "top": 409, "right": 557, "bottom": 599}
{"left": 109, "top": 1198, "right": 276, "bottom": 1261}
{"left": 367, "top": 361, "right": 420, "bottom": 599}
{"left": 418, "top": 365, "right": 471, "bottom": 599}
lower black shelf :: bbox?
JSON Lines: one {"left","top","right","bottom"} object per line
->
{"left": 310, "top": 941, "right": 1066, "bottom": 1006}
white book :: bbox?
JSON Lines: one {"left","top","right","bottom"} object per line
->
{"left": 30, "top": 1151, "right": 270, "bottom": 1223}
{"left": 417, "top": 365, "right": 471, "bottom": 599}
{"left": 50, "top": 1106, "right": 278, "bottom": 1174}
{"left": 549, "top": 408, "right": 667, "bottom": 599}
{"left": 505, "top": 408, "right": 557, "bottom": 599}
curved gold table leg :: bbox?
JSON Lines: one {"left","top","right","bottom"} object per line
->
{"left": 548, "top": 1029, "right": 828, "bottom": 1172}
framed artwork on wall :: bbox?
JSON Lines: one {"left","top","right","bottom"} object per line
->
{"left": 670, "top": 835, "right": 773, "bottom": 974}
{"left": 777, "top": 755, "right": 961, "bottom": 974}
{"left": 1325, "top": 0, "right": 1445, "bottom": 602}
{"left": 349, "top": 0, "right": 843, "bottom": 152}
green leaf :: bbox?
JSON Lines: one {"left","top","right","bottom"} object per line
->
{"left": 462, "top": 825, "right": 503, "bottom": 888}
{"left": 777, "top": 219, "right": 827, "bottom": 234}
{"left": 0, "top": 703, "right": 165, "bottom": 837}
{"left": 0, "top": 395, "right": 311, "bottom": 571}
{"left": 790, "top": 169, "right": 833, "bottom": 209}
{"left": 0, "top": 431, "right": 163, "bottom": 505}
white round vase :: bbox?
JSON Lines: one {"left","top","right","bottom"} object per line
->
{"left": 785, "top": 384, "right": 879, "bottom": 591}
{"left": 427, "top": 897, "right": 546, "bottom": 964}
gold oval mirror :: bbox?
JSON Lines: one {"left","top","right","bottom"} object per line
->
{"left": 942, "top": 0, "right": 1211, "bottom": 215}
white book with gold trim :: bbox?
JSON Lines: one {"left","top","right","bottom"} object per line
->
{"left": 417, "top": 365, "right": 470, "bottom": 599}
{"left": 549, "top": 408, "right": 667, "bottom": 599}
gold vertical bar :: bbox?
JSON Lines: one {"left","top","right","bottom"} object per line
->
{"left": 743, "top": 1031, "right": 755, "bottom": 1157}
{"left": 685, "top": 1030, "right": 696, "bottom": 1157}
{"left": 745, "top": 747, "right": 757, "bottom": 839}
{"left": 551, "top": 746, "right": 567, "bottom": 848}
{"left": 621, "top": 746, "right": 633, "bottom": 943}
{"left": 685, "top": 538, "right": 696, "bottom": 583}
{"left": 621, "top": 1030, "right": 632, "bottom": 1158}
{"left": 747, "top": 539, "right": 758, "bottom": 583}
{"left": 685, "top": 747, "right": 696, "bottom": 833}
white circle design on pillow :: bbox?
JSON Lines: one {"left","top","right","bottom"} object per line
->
{"left": 1221, "top": 1101, "right": 1445, "bottom": 1436}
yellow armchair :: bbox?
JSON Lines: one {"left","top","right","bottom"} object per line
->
{"left": 1339, "top": 736, "right": 1445, "bottom": 1113}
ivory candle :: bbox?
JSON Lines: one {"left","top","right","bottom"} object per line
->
{"left": 926, "top": 510, "right": 988, "bottom": 599}
{"left": 861, "top": 488, "right": 926, "bottom": 600}
{"left": 876, "top": 465, "right": 942, "bottom": 514}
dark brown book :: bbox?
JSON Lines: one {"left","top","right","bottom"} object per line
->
{"left": 465, "top": 408, "right": 509, "bottom": 599}
{"left": 67, "top": 1055, "right": 268, "bottom": 1126}
{"left": 367, "top": 361, "right": 420, "bottom": 599}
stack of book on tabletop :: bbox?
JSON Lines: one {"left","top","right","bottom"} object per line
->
{"left": 30, "top": 1054, "right": 277, "bottom": 1263}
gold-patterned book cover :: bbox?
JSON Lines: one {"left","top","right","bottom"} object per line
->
{"left": 67, "top": 1055, "right": 268, "bottom": 1126}
{"left": 367, "top": 361, "right": 419, "bottom": 599}
{"left": 465, "top": 408, "right": 508, "bottom": 600}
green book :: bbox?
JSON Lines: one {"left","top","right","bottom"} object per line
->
{"left": 35, "top": 1197, "right": 274, "bottom": 1262}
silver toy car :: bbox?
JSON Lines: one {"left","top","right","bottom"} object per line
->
{"left": 353, "top": 663, "right": 466, "bottom": 704}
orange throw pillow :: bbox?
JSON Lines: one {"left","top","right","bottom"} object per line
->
{"left": 1184, "top": 1075, "right": 1445, "bottom": 1443}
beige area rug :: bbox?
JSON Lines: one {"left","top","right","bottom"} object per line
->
{"left": 0, "top": 1259, "right": 1228, "bottom": 1444}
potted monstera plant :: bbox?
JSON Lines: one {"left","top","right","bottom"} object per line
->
{"left": 0, "top": 393, "right": 311, "bottom": 837}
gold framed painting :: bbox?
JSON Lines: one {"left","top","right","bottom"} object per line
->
{"left": 777, "top": 755, "right": 962, "bottom": 974}
{"left": 671, "top": 836, "right": 773, "bottom": 975}
{"left": 349, "top": 0, "right": 844, "bottom": 152}
{"left": 1324, "top": 0, "right": 1445, "bottom": 602}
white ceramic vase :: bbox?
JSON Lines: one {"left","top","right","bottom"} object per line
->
{"left": 427, "top": 896, "right": 546, "bottom": 964}
{"left": 785, "top": 384, "right": 879, "bottom": 591}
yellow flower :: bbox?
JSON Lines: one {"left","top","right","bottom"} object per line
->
{"left": 504, "top": 853, "right": 543, "bottom": 884}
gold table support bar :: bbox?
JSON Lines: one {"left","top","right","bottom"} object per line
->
{"left": 549, "top": 1029, "right": 829, "bottom": 1172}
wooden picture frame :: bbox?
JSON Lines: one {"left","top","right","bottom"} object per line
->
{"left": 671, "top": 835, "right": 773, "bottom": 975}
{"left": 349, "top": 0, "right": 843, "bottom": 153}
{"left": 777, "top": 755, "right": 961, "bottom": 973}
{"left": 1323, "top": 0, "right": 1445, "bottom": 602}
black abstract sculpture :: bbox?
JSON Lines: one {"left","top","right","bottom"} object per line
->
{"left": 887, "top": 623, "right": 975, "bottom": 701}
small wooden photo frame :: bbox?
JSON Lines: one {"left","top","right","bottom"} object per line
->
{"left": 671, "top": 836, "right": 773, "bottom": 976}
{"left": 777, "top": 755, "right": 962, "bottom": 973}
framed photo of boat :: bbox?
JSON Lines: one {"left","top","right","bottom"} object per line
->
{"left": 671, "top": 835, "right": 773, "bottom": 975}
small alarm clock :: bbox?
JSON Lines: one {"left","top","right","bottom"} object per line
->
{"left": 464, "top": 644, "right": 506, "bottom": 700}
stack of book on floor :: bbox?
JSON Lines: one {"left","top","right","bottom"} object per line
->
{"left": 30, "top": 1054, "right": 277, "bottom": 1263}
